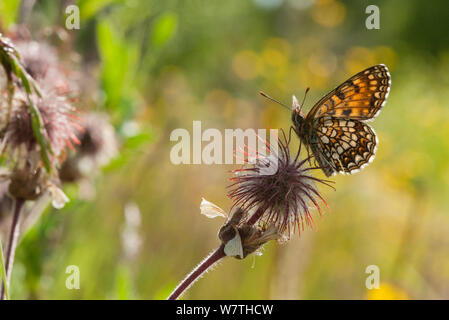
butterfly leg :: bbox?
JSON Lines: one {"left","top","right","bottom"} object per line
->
{"left": 310, "top": 139, "right": 336, "bottom": 177}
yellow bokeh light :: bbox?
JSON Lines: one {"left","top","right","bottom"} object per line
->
{"left": 344, "top": 46, "right": 377, "bottom": 75}
{"left": 294, "top": 62, "right": 328, "bottom": 89}
{"left": 232, "top": 50, "right": 263, "bottom": 80}
{"left": 311, "top": 0, "right": 346, "bottom": 28}
{"left": 264, "top": 37, "right": 291, "bottom": 57}
{"left": 307, "top": 50, "right": 337, "bottom": 78}
{"left": 374, "top": 46, "right": 397, "bottom": 69}
{"left": 204, "top": 89, "right": 234, "bottom": 119}
{"left": 262, "top": 48, "right": 287, "bottom": 68}
{"left": 344, "top": 46, "right": 397, "bottom": 74}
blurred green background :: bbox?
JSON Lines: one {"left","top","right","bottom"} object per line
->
{"left": 1, "top": 0, "right": 449, "bottom": 299}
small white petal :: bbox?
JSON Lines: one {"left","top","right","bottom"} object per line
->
{"left": 200, "top": 198, "right": 227, "bottom": 219}
{"left": 224, "top": 230, "right": 244, "bottom": 259}
{"left": 48, "top": 185, "right": 70, "bottom": 209}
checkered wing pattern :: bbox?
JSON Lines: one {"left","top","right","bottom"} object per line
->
{"left": 307, "top": 64, "right": 391, "bottom": 121}
{"left": 311, "top": 117, "right": 378, "bottom": 176}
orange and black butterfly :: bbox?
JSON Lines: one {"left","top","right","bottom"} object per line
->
{"left": 261, "top": 64, "right": 391, "bottom": 177}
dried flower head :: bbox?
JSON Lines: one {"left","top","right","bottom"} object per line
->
{"left": 8, "top": 165, "right": 43, "bottom": 201}
{"left": 14, "top": 40, "right": 71, "bottom": 94}
{"left": 5, "top": 161, "right": 68, "bottom": 208}
{"left": 227, "top": 129, "right": 334, "bottom": 237}
{"left": 15, "top": 41, "right": 57, "bottom": 81}
{"left": 75, "top": 113, "right": 118, "bottom": 165}
{"left": 1, "top": 90, "right": 80, "bottom": 166}
{"left": 200, "top": 199, "right": 281, "bottom": 259}
{"left": 218, "top": 207, "right": 281, "bottom": 259}
{"left": 59, "top": 113, "right": 118, "bottom": 183}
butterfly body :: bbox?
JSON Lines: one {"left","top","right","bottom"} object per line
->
{"left": 292, "top": 111, "right": 335, "bottom": 176}
{"left": 291, "top": 64, "right": 391, "bottom": 177}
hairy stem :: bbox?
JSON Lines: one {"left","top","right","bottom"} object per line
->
{"left": 1, "top": 198, "right": 25, "bottom": 300}
{"left": 167, "top": 244, "right": 226, "bottom": 300}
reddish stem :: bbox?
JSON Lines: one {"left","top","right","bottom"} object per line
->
{"left": 246, "top": 207, "right": 265, "bottom": 226}
{"left": 167, "top": 244, "right": 226, "bottom": 300}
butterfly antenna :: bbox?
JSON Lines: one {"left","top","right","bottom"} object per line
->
{"left": 301, "top": 87, "right": 310, "bottom": 108}
{"left": 259, "top": 91, "right": 290, "bottom": 111}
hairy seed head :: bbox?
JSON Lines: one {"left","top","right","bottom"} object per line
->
{"left": 227, "top": 129, "right": 334, "bottom": 237}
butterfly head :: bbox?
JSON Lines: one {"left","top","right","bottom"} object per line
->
{"left": 292, "top": 95, "right": 305, "bottom": 117}
{"left": 291, "top": 98, "right": 304, "bottom": 137}
{"left": 292, "top": 86, "right": 310, "bottom": 117}
{"left": 292, "top": 87, "right": 310, "bottom": 139}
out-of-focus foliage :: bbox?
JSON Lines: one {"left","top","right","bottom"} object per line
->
{"left": 0, "top": 0, "right": 20, "bottom": 28}
{"left": 1, "top": 0, "right": 449, "bottom": 299}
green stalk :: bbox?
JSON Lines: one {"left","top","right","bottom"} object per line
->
{"left": 0, "top": 239, "right": 9, "bottom": 300}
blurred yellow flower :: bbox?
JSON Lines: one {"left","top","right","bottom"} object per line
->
{"left": 366, "top": 282, "right": 409, "bottom": 300}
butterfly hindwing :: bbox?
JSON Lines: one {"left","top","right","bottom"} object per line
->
{"left": 307, "top": 64, "right": 391, "bottom": 121}
{"left": 312, "top": 116, "right": 378, "bottom": 176}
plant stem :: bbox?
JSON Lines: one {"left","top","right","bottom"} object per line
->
{"left": 246, "top": 207, "right": 265, "bottom": 226}
{"left": 0, "top": 239, "right": 9, "bottom": 300}
{"left": 0, "top": 198, "right": 25, "bottom": 300}
{"left": 167, "top": 244, "right": 226, "bottom": 300}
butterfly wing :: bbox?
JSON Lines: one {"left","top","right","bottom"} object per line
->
{"left": 310, "top": 116, "right": 378, "bottom": 176}
{"left": 306, "top": 64, "right": 391, "bottom": 121}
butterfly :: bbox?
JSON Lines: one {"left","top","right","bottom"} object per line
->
{"left": 261, "top": 64, "right": 391, "bottom": 177}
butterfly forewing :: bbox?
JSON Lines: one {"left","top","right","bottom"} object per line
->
{"left": 307, "top": 64, "right": 391, "bottom": 121}
{"left": 314, "top": 117, "right": 378, "bottom": 176}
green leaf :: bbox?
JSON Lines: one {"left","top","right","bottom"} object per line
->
{"left": 77, "top": 0, "right": 125, "bottom": 21}
{"left": 123, "top": 130, "right": 155, "bottom": 149}
{"left": 28, "top": 97, "right": 52, "bottom": 172}
{"left": 96, "top": 19, "right": 140, "bottom": 112}
{"left": 115, "top": 266, "right": 134, "bottom": 300}
{"left": 151, "top": 12, "right": 178, "bottom": 48}
{"left": 0, "top": 0, "right": 20, "bottom": 28}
